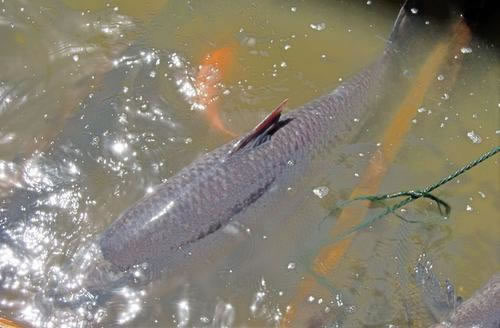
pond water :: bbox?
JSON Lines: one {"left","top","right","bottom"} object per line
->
{"left": 0, "top": 0, "right": 498, "bottom": 327}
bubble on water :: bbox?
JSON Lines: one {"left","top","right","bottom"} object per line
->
{"left": 284, "top": 44, "right": 291, "bottom": 50}
{"left": 460, "top": 47, "right": 472, "bottom": 54}
{"left": 287, "top": 262, "right": 296, "bottom": 270}
{"left": 291, "top": 6, "right": 297, "bottom": 12}
{"left": 366, "top": 1, "right": 372, "bottom": 5}
{"left": 312, "top": 186, "right": 329, "bottom": 199}
{"left": 280, "top": 61, "right": 287, "bottom": 68}
{"left": 72, "top": 54, "right": 79, "bottom": 62}
{"left": 466, "top": 205, "right": 472, "bottom": 212}
{"left": 310, "top": 22, "right": 326, "bottom": 31}
{"left": 466, "top": 130, "right": 482, "bottom": 144}
{"left": 437, "top": 74, "right": 444, "bottom": 81}
{"left": 478, "top": 191, "right": 486, "bottom": 199}
{"left": 410, "top": 8, "right": 418, "bottom": 14}
{"left": 308, "top": 296, "right": 315, "bottom": 303}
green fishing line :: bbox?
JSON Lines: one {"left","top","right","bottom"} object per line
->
{"left": 338, "top": 145, "right": 499, "bottom": 237}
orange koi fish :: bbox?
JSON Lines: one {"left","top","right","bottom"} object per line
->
{"left": 194, "top": 44, "right": 238, "bottom": 137}
{"left": 0, "top": 316, "right": 24, "bottom": 328}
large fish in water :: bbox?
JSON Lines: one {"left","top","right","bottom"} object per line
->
{"left": 416, "top": 258, "right": 500, "bottom": 328}
{"left": 97, "top": 1, "right": 449, "bottom": 278}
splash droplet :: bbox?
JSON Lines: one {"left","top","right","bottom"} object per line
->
{"left": 466, "top": 131, "right": 482, "bottom": 144}
{"left": 460, "top": 47, "right": 472, "bottom": 54}
{"left": 310, "top": 22, "right": 326, "bottom": 31}
{"left": 312, "top": 186, "right": 329, "bottom": 199}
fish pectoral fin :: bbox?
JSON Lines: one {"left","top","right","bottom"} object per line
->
{"left": 228, "top": 98, "right": 288, "bottom": 155}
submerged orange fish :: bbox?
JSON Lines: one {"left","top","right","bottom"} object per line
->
{"left": 0, "top": 316, "right": 24, "bottom": 328}
{"left": 194, "top": 43, "right": 238, "bottom": 137}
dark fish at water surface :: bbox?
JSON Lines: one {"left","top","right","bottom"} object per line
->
{"left": 98, "top": 1, "right": 444, "bottom": 277}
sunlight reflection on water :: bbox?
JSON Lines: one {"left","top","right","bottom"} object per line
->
{"left": 0, "top": 0, "right": 498, "bottom": 327}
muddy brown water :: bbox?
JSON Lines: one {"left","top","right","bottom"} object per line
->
{"left": 0, "top": 0, "right": 498, "bottom": 327}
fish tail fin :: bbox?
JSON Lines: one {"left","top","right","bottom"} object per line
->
{"left": 387, "top": 0, "right": 457, "bottom": 54}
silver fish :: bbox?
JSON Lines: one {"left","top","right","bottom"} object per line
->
{"left": 416, "top": 259, "right": 500, "bottom": 328}
{"left": 99, "top": 1, "right": 437, "bottom": 276}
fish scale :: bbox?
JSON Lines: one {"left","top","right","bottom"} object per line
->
{"left": 99, "top": 50, "right": 395, "bottom": 275}
{"left": 63, "top": 0, "right": 435, "bottom": 307}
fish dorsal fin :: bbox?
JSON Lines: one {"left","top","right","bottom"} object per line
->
{"left": 228, "top": 99, "right": 288, "bottom": 155}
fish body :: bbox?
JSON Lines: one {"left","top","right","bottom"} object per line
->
{"left": 99, "top": 2, "right": 433, "bottom": 274}
{"left": 442, "top": 273, "right": 500, "bottom": 328}
{"left": 416, "top": 260, "right": 500, "bottom": 328}
{"left": 100, "top": 56, "right": 393, "bottom": 272}
{"left": 194, "top": 43, "right": 238, "bottom": 137}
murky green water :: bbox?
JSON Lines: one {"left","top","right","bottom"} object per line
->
{"left": 0, "top": 0, "right": 498, "bottom": 327}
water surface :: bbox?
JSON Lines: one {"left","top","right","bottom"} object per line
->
{"left": 0, "top": 0, "right": 498, "bottom": 327}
